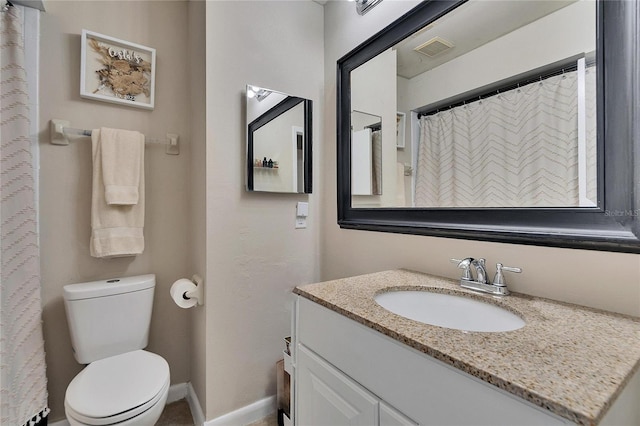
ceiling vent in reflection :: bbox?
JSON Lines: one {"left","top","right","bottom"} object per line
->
{"left": 414, "top": 37, "right": 454, "bottom": 58}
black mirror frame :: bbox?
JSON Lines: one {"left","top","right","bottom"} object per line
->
{"left": 337, "top": 0, "right": 640, "bottom": 253}
{"left": 247, "top": 96, "right": 313, "bottom": 193}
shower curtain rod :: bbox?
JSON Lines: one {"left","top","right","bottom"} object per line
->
{"left": 49, "top": 119, "right": 180, "bottom": 154}
{"left": 416, "top": 54, "right": 594, "bottom": 119}
{"left": 365, "top": 122, "right": 382, "bottom": 132}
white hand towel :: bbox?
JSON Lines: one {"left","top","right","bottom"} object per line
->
{"left": 100, "top": 127, "right": 144, "bottom": 205}
{"left": 90, "top": 129, "right": 145, "bottom": 258}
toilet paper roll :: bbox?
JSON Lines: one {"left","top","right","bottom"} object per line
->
{"left": 170, "top": 279, "right": 198, "bottom": 309}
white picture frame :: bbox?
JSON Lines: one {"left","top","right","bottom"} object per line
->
{"left": 80, "top": 30, "right": 156, "bottom": 110}
{"left": 396, "top": 111, "right": 406, "bottom": 148}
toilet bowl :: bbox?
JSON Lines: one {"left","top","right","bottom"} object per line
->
{"left": 65, "top": 350, "right": 170, "bottom": 426}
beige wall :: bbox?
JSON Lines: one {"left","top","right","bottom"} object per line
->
{"left": 204, "top": 1, "right": 324, "bottom": 419}
{"left": 321, "top": 0, "right": 640, "bottom": 317}
{"left": 187, "top": 0, "right": 207, "bottom": 415}
{"left": 38, "top": 1, "right": 192, "bottom": 421}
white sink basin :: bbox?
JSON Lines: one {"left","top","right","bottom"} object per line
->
{"left": 374, "top": 290, "right": 525, "bottom": 332}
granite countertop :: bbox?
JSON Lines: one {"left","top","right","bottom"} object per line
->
{"left": 293, "top": 269, "right": 640, "bottom": 426}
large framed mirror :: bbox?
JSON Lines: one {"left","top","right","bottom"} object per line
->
{"left": 247, "top": 85, "right": 312, "bottom": 193}
{"left": 337, "top": 0, "right": 640, "bottom": 253}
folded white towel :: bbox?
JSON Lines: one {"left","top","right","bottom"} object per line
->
{"left": 90, "top": 129, "right": 145, "bottom": 258}
{"left": 100, "top": 127, "right": 144, "bottom": 205}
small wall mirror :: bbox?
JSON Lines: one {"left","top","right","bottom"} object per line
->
{"left": 246, "top": 85, "right": 312, "bottom": 194}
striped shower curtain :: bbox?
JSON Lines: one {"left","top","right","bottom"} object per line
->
{"left": 1, "top": 4, "right": 49, "bottom": 425}
{"left": 371, "top": 129, "right": 382, "bottom": 195}
{"left": 415, "top": 69, "right": 595, "bottom": 208}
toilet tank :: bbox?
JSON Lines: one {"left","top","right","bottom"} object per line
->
{"left": 63, "top": 274, "right": 155, "bottom": 364}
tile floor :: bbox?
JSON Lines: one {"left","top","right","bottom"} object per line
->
{"left": 157, "top": 400, "right": 194, "bottom": 425}
{"left": 156, "top": 400, "right": 278, "bottom": 426}
{"left": 246, "top": 414, "right": 279, "bottom": 426}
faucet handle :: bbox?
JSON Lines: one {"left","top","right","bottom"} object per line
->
{"left": 450, "top": 258, "right": 474, "bottom": 281}
{"left": 493, "top": 263, "right": 522, "bottom": 287}
{"left": 450, "top": 257, "right": 476, "bottom": 264}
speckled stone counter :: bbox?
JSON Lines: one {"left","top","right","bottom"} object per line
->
{"left": 293, "top": 269, "right": 640, "bottom": 426}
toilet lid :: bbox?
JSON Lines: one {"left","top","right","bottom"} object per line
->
{"left": 65, "top": 350, "right": 170, "bottom": 421}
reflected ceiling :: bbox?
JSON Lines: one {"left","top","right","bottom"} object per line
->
{"left": 395, "top": 0, "right": 576, "bottom": 79}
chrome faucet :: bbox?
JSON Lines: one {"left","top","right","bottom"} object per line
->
{"left": 450, "top": 258, "right": 521, "bottom": 296}
{"left": 471, "top": 258, "right": 488, "bottom": 284}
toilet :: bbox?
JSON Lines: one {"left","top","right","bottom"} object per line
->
{"left": 63, "top": 274, "right": 170, "bottom": 426}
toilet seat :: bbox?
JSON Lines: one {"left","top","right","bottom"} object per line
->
{"left": 65, "top": 350, "right": 170, "bottom": 425}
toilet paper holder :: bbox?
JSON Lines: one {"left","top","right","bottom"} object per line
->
{"left": 181, "top": 275, "right": 203, "bottom": 306}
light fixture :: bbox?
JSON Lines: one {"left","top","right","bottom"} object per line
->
{"left": 246, "top": 86, "right": 271, "bottom": 102}
{"left": 355, "top": 0, "right": 383, "bottom": 16}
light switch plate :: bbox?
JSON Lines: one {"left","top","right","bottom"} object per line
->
{"left": 296, "top": 202, "right": 309, "bottom": 217}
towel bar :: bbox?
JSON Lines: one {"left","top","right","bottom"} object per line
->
{"left": 50, "top": 119, "right": 179, "bottom": 155}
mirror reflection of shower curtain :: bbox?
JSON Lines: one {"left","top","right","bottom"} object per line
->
{"left": 415, "top": 69, "right": 594, "bottom": 208}
{"left": 371, "top": 130, "right": 382, "bottom": 195}
{"left": 584, "top": 66, "right": 597, "bottom": 204}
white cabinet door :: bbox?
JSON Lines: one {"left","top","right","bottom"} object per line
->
{"left": 296, "top": 344, "right": 379, "bottom": 426}
{"left": 380, "top": 402, "right": 418, "bottom": 426}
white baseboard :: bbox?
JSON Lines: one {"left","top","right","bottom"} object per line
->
{"left": 168, "top": 382, "right": 189, "bottom": 404}
{"left": 205, "top": 395, "right": 276, "bottom": 426}
{"left": 186, "top": 382, "right": 206, "bottom": 426}
{"left": 48, "top": 382, "right": 202, "bottom": 426}
{"left": 170, "top": 382, "right": 206, "bottom": 426}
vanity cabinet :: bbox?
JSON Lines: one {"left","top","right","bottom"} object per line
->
{"left": 293, "top": 297, "right": 572, "bottom": 426}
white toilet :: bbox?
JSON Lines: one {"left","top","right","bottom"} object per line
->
{"left": 63, "top": 274, "right": 170, "bottom": 426}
